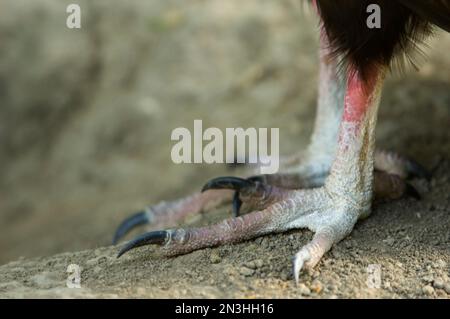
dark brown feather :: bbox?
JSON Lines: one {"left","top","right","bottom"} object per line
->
{"left": 396, "top": 0, "right": 450, "bottom": 32}
{"left": 315, "top": 0, "right": 449, "bottom": 81}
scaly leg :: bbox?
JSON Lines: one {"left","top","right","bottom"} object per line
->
{"left": 113, "top": 31, "right": 428, "bottom": 244}
{"left": 112, "top": 190, "right": 233, "bottom": 244}
{"left": 117, "top": 66, "right": 390, "bottom": 285}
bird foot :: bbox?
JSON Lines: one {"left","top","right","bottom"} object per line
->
{"left": 112, "top": 149, "right": 428, "bottom": 245}
{"left": 115, "top": 163, "right": 424, "bottom": 282}
{"left": 116, "top": 182, "right": 360, "bottom": 283}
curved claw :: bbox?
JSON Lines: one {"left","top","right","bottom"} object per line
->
{"left": 232, "top": 192, "right": 243, "bottom": 217}
{"left": 117, "top": 230, "right": 169, "bottom": 258}
{"left": 405, "top": 159, "right": 431, "bottom": 181}
{"left": 202, "top": 175, "right": 271, "bottom": 218}
{"left": 293, "top": 250, "right": 310, "bottom": 285}
{"left": 112, "top": 211, "right": 150, "bottom": 245}
{"left": 405, "top": 183, "right": 421, "bottom": 200}
{"left": 201, "top": 176, "right": 254, "bottom": 193}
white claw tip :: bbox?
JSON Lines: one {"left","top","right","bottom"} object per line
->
{"left": 293, "top": 250, "right": 310, "bottom": 286}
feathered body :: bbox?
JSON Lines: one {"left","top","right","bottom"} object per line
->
{"left": 315, "top": 0, "right": 450, "bottom": 81}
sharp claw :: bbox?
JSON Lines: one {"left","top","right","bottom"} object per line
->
{"left": 201, "top": 176, "right": 254, "bottom": 193}
{"left": 405, "top": 159, "right": 431, "bottom": 181}
{"left": 247, "top": 175, "right": 267, "bottom": 184}
{"left": 405, "top": 183, "right": 421, "bottom": 200}
{"left": 232, "top": 192, "right": 242, "bottom": 217}
{"left": 113, "top": 211, "right": 150, "bottom": 245}
{"left": 293, "top": 250, "right": 310, "bottom": 285}
{"left": 202, "top": 175, "right": 270, "bottom": 218}
{"left": 117, "top": 230, "right": 169, "bottom": 258}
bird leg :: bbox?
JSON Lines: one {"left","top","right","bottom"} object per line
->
{"left": 249, "top": 30, "right": 429, "bottom": 182}
{"left": 113, "top": 31, "right": 428, "bottom": 245}
{"left": 117, "top": 66, "right": 390, "bottom": 284}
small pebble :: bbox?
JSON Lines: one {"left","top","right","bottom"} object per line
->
{"left": 423, "top": 275, "right": 434, "bottom": 283}
{"left": 239, "top": 267, "right": 255, "bottom": 277}
{"left": 311, "top": 280, "right": 323, "bottom": 294}
{"left": 436, "top": 259, "right": 447, "bottom": 269}
{"left": 350, "top": 251, "right": 359, "bottom": 259}
{"left": 297, "top": 283, "right": 311, "bottom": 296}
{"left": 254, "top": 259, "right": 264, "bottom": 268}
{"left": 86, "top": 258, "right": 99, "bottom": 267}
{"left": 323, "top": 259, "right": 333, "bottom": 267}
{"left": 209, "top": 252, "right": 221, "bottom": 264}
{"left": 93, "top": 266, "right": 102, "bottom": 274}
{"left": 422, "top": 285, "right": 434, "bottom": 296}
{"left": 444, "top": 283, "right": 450, "bottom": 294}
{"left": 433, "top": 278, "right": 445, "bottom": 290}
{"left": 245, "top": 261, "right": 256, "bottom": 269}
{"left": 383, "top": 237, "right": 395, "bottom": 246}
{"left": 224, "top": 266, "right": 234, "bottom": 275}
{"left": 328, "top": 284, "right": 338, "bottom": 292}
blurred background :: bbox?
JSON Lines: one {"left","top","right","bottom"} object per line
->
{"left": 0, "top": 0, "right": 449, "bottom": 265}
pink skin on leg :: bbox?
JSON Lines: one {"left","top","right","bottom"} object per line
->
{"left": 342, "top": 72, "right": 378, "bottom": 123}
{"left": 293, "top": 66, "right": 386, "bottom": 281}
{"left": 326, "top": 67, "right": 385, "bottom": 208}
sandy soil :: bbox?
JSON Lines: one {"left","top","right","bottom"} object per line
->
{"left": 0, "top": 0, "right": 449, "bottom": 298}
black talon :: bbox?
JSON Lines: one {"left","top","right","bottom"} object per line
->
{"left": 201, "top": 176, "right": 254, "bottom": 193}
{"left": 202, "top": 175, "right": 270, "bottom": 218}
{"left": 232, "top": 192, "right": 242, "bottom": 217}
{"left": 117, "top": 230, "right": 168, "bottom": 258}
{"left": 247, "top": 175, "right": 267, "bottom": 184}
{"left": 113, "top": 211, "right": 150, "bottom": 245}
{"left": 405, "top": 159, "right": 432, "bottom": 181}
{"left": 405, "top": 183, "right": 421, "bottom": 200}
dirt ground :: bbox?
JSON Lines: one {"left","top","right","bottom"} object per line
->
{"left": 0, "top": 0, "right": 449, "bottom": 298}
